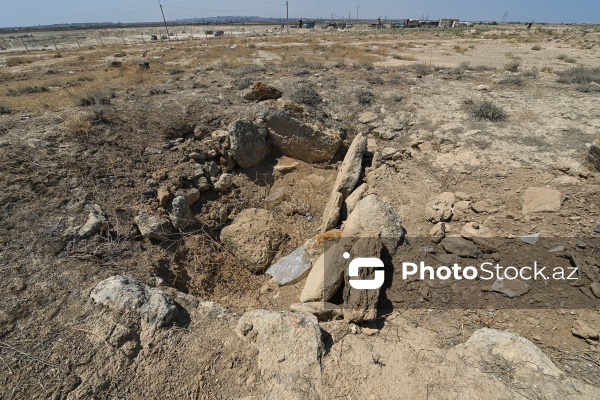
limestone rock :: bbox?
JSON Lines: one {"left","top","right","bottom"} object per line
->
{"left": 343, "top": 183, "right": 367, "bottom": 216}
{"left": 157, "top": 186, "right": 173, "bottom": 208}
{"left": 176, "top": 188, "right": 201, "bottom": 206}
{"left": 300, "top": 243, "right": 348, "bottom": 303}
{"left": 289, "top": 302, "right": 342, "bottom": 321}
{"left": 235, "top": 310, "right": 322, "bottom": 398}
{"left": 214, "top": 173, "right": 233, "bottom": 192}
{"left": 228, "top": 120, "right": 267, "bottom": 169}
{"left": 430, "top": 222, "right": 446, "bottom": 244}
{"left": 426, "top": 192, "right": 455, "bottom": 223}
{"left": 588, "top": 137, "right": 600, "bottom": 172}
{"left": 256, "top": 98, "right": 342, "bottom": 163}
{"left": 321, "top": 191, "right": 343, "bottom": 233}
{"left": 134, "top": 211, "right": 172, "bottom": 241}
{"left": 332, "top": 132, "right": 367, "bottom": 198}
{"left": 343, "top": 236, "right": 383, "bottom": 322}
{"left": 492, "top": 279, "right": 531, "bottom": 298}
{"left": 90, "top": 275, "right": 178, "bottom": 327}
{"left": 304, "top": 229, "right": 342, "bottom": 265}
{"left": 168, "top": 196, "right": 193, "bottom": 230}
{"left": 242, "top": 82, "right": 282, "bottom": 101}
{"left": 358, "top": 111, "right": 378, "bottom": 124}
{"left": 522, "top": 187, "right": 562, "bottom": 214}
{"left": 471, "top": 200, "right": 500, "bottom": 214}
{"left": 441, "top": 237, "right": 481, "bottom": 258}
{"left": 452, "top": 328, "right": 562, "bottom": 378}
{"left": 197, "top": 177, "right": 210, "bottom": 192}
{"left": 221, "top": 208, "right": 285, "bottom": 272}
{"left": 572, "top": 319, "right": 599, "bottom": 341}
{"left": 79, "top": 204, "right": 108, "bottom": 239}
{"left": 342, "top": 194, "right": 404, "bottom": 255}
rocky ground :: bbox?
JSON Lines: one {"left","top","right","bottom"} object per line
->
{"left": 1, "top": 23, "right": 600, "bottom": 399}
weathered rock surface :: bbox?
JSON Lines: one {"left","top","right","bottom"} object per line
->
{"left": 235, "top": 310, "right": 322, "bottom": 399}
{"left": 304, "top": 229, "right": 342, "bottom": 265}
{"left": 572, "top": 319, "right": 599, "bottom": 341}
{"left": 450, "top": 328, "right": 563, "bottom": 378}
{"left": 221, "top": 208, "right": 285, "bottom": 272}
{"left": 79, "top": 204, "right": 108, "bottom": 238}
{"left": 331, "top": 132, "right": 367, "bottom": 197}
{"left": 343, "top": 236, "right": 383, "bottom": 322}
{"left": 343, "top": 183, "right": 367, "bottom": 216}
{"left": 342, "top": 194, "right": 404, "bottom": 255}
{"left": 168, "top": 195, "right": 193, "bottom": 230}
{"left": 320, "top": 191, "right": 343, "bottom": 233}
{"left": 471, "top": 200, "right": 500, "bottom": 214}
{"left": 522, "top": 187, "right": 562, "bottom": 213}
{"left": 588, "top": 137, "right": 600, "bottom": 171}
{"left": 90, "top": 275, "right": 178, "bottom": 327}
{"left": 242, "top": 82, "right": 282, "bottom": 101}
{"left": 157, "top": 186, "right": 173, "bottom": 208}
{"left": 134, "top": 210, "right": 173, "bottom": 241}
{"left": 176, "top": 188, "right": 201, "bottom": 206}
{"left": 213, "top": 173, "right": 233, "bottom": 192}
{"left": 228, "top": 120, "right": 267, "bottom": 169}
{"left": 430, "top": 222, "right": 445, "bottom": 244}
{"left": 256, "top": 99, "right": 342, "bottom": 163}
{"left": 300, "top": 243, "right": 348, "bottom": 303}
{"left": 441, "top": 237, "right": 481, "bottom": 258}
{"left": 289, "top": 302, "right": 342, "bottom": 321}
{"left": 492, "top": 278, "right": 531, "bottom": 298}
{"left": 321, "top": 132, "right": 367, "bottom": 232}
{"left": 426, "top": 192, "right": 455, "bottom": 223}
{"left": 358, "top": 111, "right": 378, "bottom": 124}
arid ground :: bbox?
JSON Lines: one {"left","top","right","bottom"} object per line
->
{"left": 1, "top": 23, "right": 600, "bottom": 399}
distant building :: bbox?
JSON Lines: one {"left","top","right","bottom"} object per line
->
{"left": 420, "top": 20, "right": 438, "bottom": 28}
{"left": 438, "top": 18, "right": 459, "bottom": 28}
{"left": 403, "top": 19, "right": 420, "bottom": 28}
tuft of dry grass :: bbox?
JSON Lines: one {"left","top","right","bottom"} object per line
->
{"left": 5, "top": 56, "right": 37, "bottom": 67}
{"left": 504, "top": 60, "right": 521, "bottom": 72}
{"left": 464, "top": 99, "right": 507, "bottom": 122}
{"left": 453, "top": 45, "right": 468, "bottom": 54}
{"left": 557, "top": 54, "right": 576, "bottom": 63}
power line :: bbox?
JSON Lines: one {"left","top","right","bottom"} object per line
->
{"left": 158, "top": 0, "right": 171, "bottom": 42}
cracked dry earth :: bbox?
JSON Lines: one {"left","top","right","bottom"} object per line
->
{"left": 1, "top": 23, "right": 600, "bottom": 399}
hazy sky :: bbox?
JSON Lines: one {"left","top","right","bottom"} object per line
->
{"left": 2, "top": 0, "right": 599, "bottom": 27}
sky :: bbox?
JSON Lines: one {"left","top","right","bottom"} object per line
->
{"left": 2, "top": 0, "right": 599, "bottom": 28}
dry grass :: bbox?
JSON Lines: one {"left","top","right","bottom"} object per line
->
{"left": 557, "top": 53, "right": 577, "bottom": 63}
{"left": 5, "top": 56, "right": 37, "bottom": 67}
{"left": 453, "top": 45, "right": 468, "bottom": 54}
{"left": 464, "top": 99, "right": 507, "bottom": 122}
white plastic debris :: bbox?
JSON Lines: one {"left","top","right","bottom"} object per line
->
{"left": 266, "top": 245, "right": 312, "bottom": 286}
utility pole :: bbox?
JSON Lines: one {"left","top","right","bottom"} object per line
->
{"left": 157, "top": 0, "right": 171, "bottom": 42}
{"left": 356, "top": 4, "right": 359, "bottom": 21}
{"left": 286, "top": 1, "right": 289, "bottom": 34}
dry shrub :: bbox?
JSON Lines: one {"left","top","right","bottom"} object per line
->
{"left": 289, "top": 83, "right": 321, "bottom": 106}
{"left": 464, "top": 99, "right": 507, "bottom": 122}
